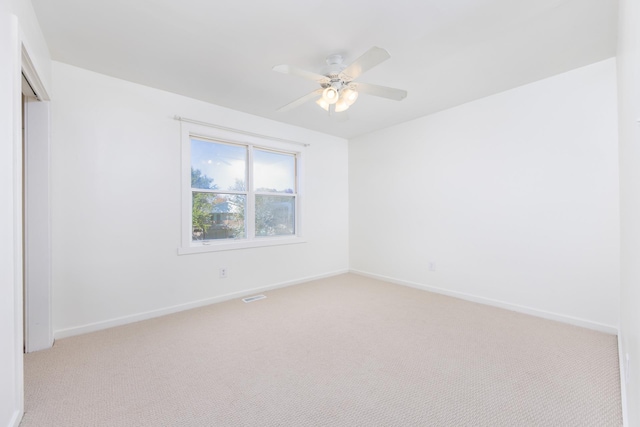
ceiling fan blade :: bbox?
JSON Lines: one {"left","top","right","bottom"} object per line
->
{"left": 353, "top": 82, "right": 407, "bottom": 101}
{"left": 276, "top": 89, "right": 323, "bottom": 112}
{"left": 273, "top": 65, "right": 330, "bottom": 84}
{"left": 340, "top": 47, "right": 391, "bottom": 81}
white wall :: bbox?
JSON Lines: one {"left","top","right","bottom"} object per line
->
{"left": 51, "top": 62, "right": 349, "bottom": 337}
{"left": 1, "top": 1, "right": 51, "bottom": 425}
{"left": 617, "top": 0, "right": 640, "bottom": 423}
{"left": 0, "top": 6, "right": 21, "bottom": 427}
{"left": 350, "top": 58, "right": 620, "bottom": 332}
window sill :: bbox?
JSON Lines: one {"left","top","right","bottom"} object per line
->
{"left": 178, "top": 236, "right": 307, "bottom": 255}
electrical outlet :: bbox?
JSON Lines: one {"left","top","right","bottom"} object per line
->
{"left": 429, "top": 262, "right": 436, "bottom": 272}
{"left": 219, "top": 268, "right": 227, "bottom": 278}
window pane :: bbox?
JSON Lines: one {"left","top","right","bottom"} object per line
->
{"left": 255, "top": 195, "right": 295, "bottom": 237}
{"left": 191, "top": 138, "right": 246, "bottom": 191}
{"left": 192, "top": 192, "right": 246, "bottom": 241}
{"left": 254, "top": 149, "right": 295, "bottom": 193}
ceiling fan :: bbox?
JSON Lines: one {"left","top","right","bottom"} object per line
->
{"left": 273, "top": 46, "right": 407, "bottom": 114}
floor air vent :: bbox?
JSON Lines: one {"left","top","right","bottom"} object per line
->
{"left": 242, "top": 295, "right": 266, "bottom": 303}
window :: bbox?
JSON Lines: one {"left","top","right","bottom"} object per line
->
{"left": 180, "top": 121, "right": 305, "bottom": 254}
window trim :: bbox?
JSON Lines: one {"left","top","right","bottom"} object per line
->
{"left": 178, "top": 121, "right": 305, "bottom": 254}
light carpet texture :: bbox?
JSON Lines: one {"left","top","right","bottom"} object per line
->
{"left": 22, "top": 274, "right": 622, "bottom": 426}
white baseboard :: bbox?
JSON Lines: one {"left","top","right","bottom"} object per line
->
{"left": 618, "top": 333, "right": 629, "bottom": 427}
{"left": 350, "top": 269, "right": 618, "bottom": 335}
{"left": 54, "top": 269, "right": 349, "bottom": 339}
{"left": 8, "top": 409, "right": 22, "bottom": 427}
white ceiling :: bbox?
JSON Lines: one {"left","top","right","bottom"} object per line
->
{"left": 31, "top": 0, "right": 618, "bottom": 139}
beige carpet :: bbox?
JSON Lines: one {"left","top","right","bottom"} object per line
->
{"left": 22, "top": 274, "right": 622, "bottom": 426}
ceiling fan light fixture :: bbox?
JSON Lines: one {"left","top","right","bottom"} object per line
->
{"left": 316, "top": 97, "right": 330, "bottom": 111}
{"left": 335, "top": 98, "right": 350, "bottom": 113}
{"left": 322, "top": 86, "right": 339, "bottom": 104}
{"left": 342, "top": 88, "right": 359, "bottom": 106}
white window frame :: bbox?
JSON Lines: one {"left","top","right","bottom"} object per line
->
{"left": 179, "top": 121, "right": 305, "bottom": 254}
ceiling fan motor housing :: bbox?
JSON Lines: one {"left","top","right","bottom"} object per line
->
{"left": 323, "top": 53, "right": 347, "bottom": 78}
